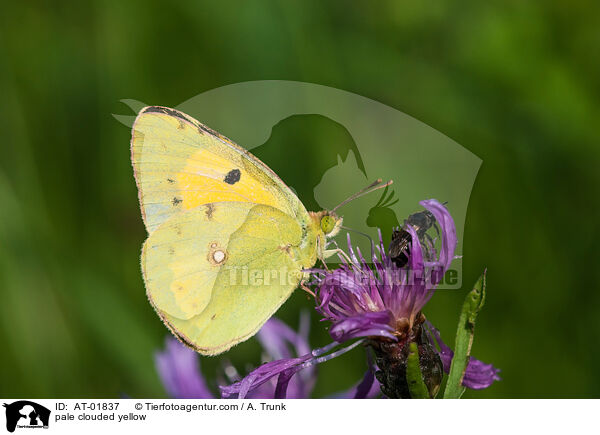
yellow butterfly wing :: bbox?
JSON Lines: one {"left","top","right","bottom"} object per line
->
{"left": 143, "top": 202, "right": 320, "bottom": 355}
{"left": 131, "top": 106, "right": 305, "bottom": 234}
{"left": 132, "top": 106, "right": 328, "bottom": 355}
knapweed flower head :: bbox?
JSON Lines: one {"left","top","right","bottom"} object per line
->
{"left": 313, "top": 199, "right": 499, "bottom": 397}
{"left": 222, "top": 199, "right": 499, "bottom": 399}
{"left": 314, "top": 199, "right": 455, "bottom": 344}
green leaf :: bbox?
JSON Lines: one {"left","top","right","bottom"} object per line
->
{"left": 406, "top": 342, "right": 431, "bottom": 399}
{"left": 443, "top": 270, "right": 487, "bottom": 399}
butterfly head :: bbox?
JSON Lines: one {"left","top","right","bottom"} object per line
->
{"left": 320, "top": 212, "right": 343, "bottom": 238}
{"left": 309, "top": 210, "right": 343, "bottom": 239}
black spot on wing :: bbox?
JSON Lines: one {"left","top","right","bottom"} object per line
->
{"left": 172, "top": 197, "right": 182, "bottom": 206}
{"left": 167, "top": 178, "right": 175, "bottom": 184}
{"left": 224, "top": 169, "right": 241, "bottom": 185}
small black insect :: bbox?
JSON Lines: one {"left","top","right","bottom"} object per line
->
{"left": 389, "top": 208, "right": 440, "bottom": 267}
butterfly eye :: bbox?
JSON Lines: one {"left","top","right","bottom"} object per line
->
{"left": 320, "top": 215, "right": 336, "bottom": 234}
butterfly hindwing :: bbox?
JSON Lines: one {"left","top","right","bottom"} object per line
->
{"left": 143, "top": 202, "right": 314, "bottom": 355}
{"left": 142, "top": 202, "right": 255, "bottom": 320}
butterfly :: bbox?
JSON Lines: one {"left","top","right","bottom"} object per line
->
{"left": 131, "top": 106, "right": 390, "bottom": 355}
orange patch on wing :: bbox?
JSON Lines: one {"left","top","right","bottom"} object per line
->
{"left": 176, "top": 149, "right": 283, "bottom": 211}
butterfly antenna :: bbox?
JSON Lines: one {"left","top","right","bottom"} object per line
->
{"left": 331, "top": 179, "right": 393, "bottom": 212}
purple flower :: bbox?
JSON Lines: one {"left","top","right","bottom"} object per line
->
{"left": 314, "top": 199, "right": 455, "bottom": 342}
{"left": 314, "top": 199, "right": 498, "bottom": 394}
{"left": 428, "top": 323, "right": 501, "bottom": 389}
{"left": 155, "top": 316, "right": 317, "bottom": 399}
{"left": 222, "top": 199, "right": 499, "bottom": 398}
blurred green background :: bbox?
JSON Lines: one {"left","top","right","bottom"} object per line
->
{"left": 1, "top": 1, "right": 599, "bottom": 398}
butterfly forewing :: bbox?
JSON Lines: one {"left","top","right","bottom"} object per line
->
{"left": 131, "top": 106, "right": 306, "bottom": 234}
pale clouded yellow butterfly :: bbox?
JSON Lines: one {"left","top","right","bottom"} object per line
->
{"left": 131, "top": 106, "right": 389, "bottom": 355}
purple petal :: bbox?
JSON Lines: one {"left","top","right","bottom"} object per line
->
{"left": 330, "top": 349, "right": 381, "bottom": 399}
{"left": 329, "top": 311, "right": 396, "bottom": 342}
{"left": 274, "top": 369, "right": 296, "bottom": 399}
{"left": 154, "top": 337, "right": 214, "bottom": 399}
{"left": 256, "top": 314, "right": 315, "bottom": 399}
{"left": 353, "top": 369, "right": 375, "bottom": 398}
{"left": 257, "top": 318, "right": 298, "bottom": 360}
{"left": 402, "top": 223, "right": 430, "bottom": 314}
{"left": 220, "top": 340, "right": 364, "bottom": 399}
{"left": 428, "top": 324, "right": 501, "bottom": 390}
{"left": 459, "top": 358, "right": 502, "bottom": 390}
{"left": 352, "top": 349, "right": 380, "bottom": 398}
{"left": 220, "top": 355, "right": 312, "bottom": 399}
{"left": 420, "top": 199, "right": 457, "bottom": 274}
{"left": 330, "top": 371, "right": 382, "bottom": 399}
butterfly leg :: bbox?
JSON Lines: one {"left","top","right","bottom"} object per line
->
{"left": 299, "top": 281, "right": 316, "bottom": 298}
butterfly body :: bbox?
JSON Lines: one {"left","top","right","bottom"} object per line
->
{"left": 131, "top": 106, "right": 341, "bottom": 355}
